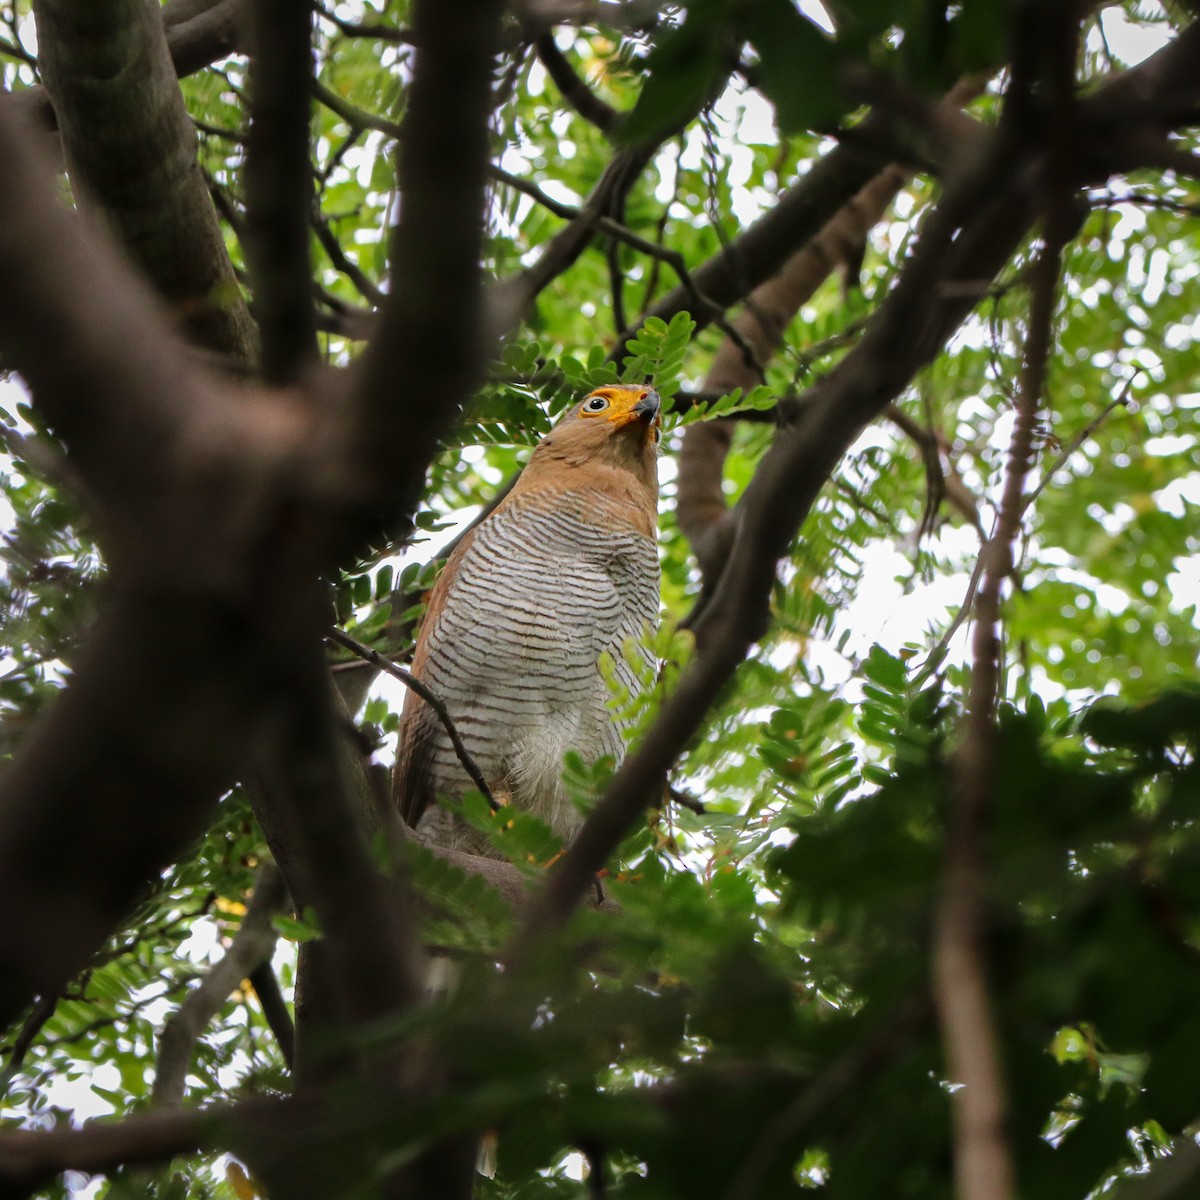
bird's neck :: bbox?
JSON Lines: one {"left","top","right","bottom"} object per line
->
{"left": 509, "top": 460, "right": 657, "bottom": 539}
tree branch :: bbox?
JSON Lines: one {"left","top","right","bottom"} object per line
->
{"left": 0, "top": 96, "right": 231, "bottom": 557}
{"left": 311, "top": 208, "right": 385, "bottom": 309}
{"left": 609, "top": 111, "right": 900, "bottom": 351}
{"left": 9, "top": 0, "right": 251, "bottom": 135}
{"left": 32, "top": 0, "right": 258, "bottom": 362}
{"left": 163, "top": 0, "right": 248, "bottom": 77}
{"left": 244, "top": 0, "right": 318, "bottom": 381}
{"left": 327, "top": 628, "right": 500, "bottom": 812}
{"left": 251, "top": 640, "right": 427, "bottom": 1030}
{"left": 486, "top": 142, "right": 661, "bottom": 338}
{"left": 0, "top": 96, "right": 407, "bottom": 1031}
{"left": 247, "top": 959, "right": 296, "bottom": 1070}
{"left": 674, "top": 74, "right": 989, "bottom": 584}
{"left": 490, "top": 163, "right": 764, "bottom": 359}
{"left": 676, "top": 162, "right": 912, "bottom": 582}
{"left": 933, "top": 230, "right": 1064, "bottom": 1200}
{"left": 0, "top": 1097, "right": 295, "bottom": 1197}
{"left": 533, "top": 33, "right": 617, "bottom": 135}
{"left": 153, "top": 862, "right": 289, "bottom": 1107}
{"left": 930, "top": 10, "right": 1082, "bottom": 1196}
{"left": 351, "top": 0, "right": 503, "bottom": 534}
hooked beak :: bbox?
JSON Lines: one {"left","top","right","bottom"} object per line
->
{"left": 632, "top": 389, "right": 661, "bottom": 424}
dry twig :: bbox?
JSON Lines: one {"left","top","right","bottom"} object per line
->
{"left": 153, "top": 863, "right": 291, "bottom": 1106}
{"left": 327, "top": 628, "right": 500, "bottom": 812}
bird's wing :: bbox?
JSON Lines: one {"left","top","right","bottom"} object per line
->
{"left": 393, "top": 536, "right": 472, "bottom": 829}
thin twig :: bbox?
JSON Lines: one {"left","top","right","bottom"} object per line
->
{"left": 667, "top": 783, "right": 705, "bottom": 815}
{"left": 153, "top": 863, "right": 289, "bottom": 1107}
{"left": 1022, "top": 376, "right": 1137, "bottom": 512}
{"left": 0, "top": 421, "right": 91, "bottom": 502}
{"left": 533, "top": 34, "right": 618, "bottom": 135}
{"left": 722, "top": 995, "right": 930, "bottom": 1200}
{"left": 314, "top": 1, "right": 415, "bottom": 44}
{"left": 313, "top": 79, "right": 404, "bottom": 141}
{"left": 915, "top": 552, "right": 988, "bottom": 684}
{"left": 0, "top": 35, "right": 36, "bottom": 67}
{"left": 247, "top": 960, "right": 295, "bottom": 1070}
{"left": 489, "top": 165, "right": 763, "bottom": 367}
{"left": 310, "top": 207, "right": 385, "bottom": 308}
{"left": 326, "top": 628, "right": 500, "bottom": 813}
{"left": 606, "top": 222, "right": 627, "bottom": 335}
{"left": 0, "top": 995, "right": 58, "bottom": 1092}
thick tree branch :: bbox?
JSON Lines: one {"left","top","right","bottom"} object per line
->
{"left": 0, "top": 71, "right": 478, "bottom": 1032}
{"left": 0, "top": 97, "right": 233, "bottom": 551}
{"left": 0, "top": 591, "right": 306, "bottom": 1031}
{"left": 163, "top": 0, "right": 247, "bottom": 77}
{"left": 253, "top": 640, "right": 427, "bottom": 1032}
{"left": 9, "top": 0, "right": 250, "bottom": 135}
{"left": 352, "top": 0, "right": 503, "bottom": 533}
{"left": 32, "top": 0, "right": 258, "bottom": 362}
{"left": 933, "top": 235, "right": 1061, "bottom": 1200}
{"left": 153, "top": 863, "right": 289, "bottom": 1107}
{"left": 1082, "top": 16, "right": 1200, "bottom": 125}
{"left": 0, "top": 1097, "right": 298, "bottom": 1198}
{"left": 244, "top": 0, "right": 318, "bottom": 381}
{"left": 676, "top": 77, "right": 988, "bottom": 583}
{"left": 533, "top": 33, "right": 618, "bottom": 135}
{"left": 677, "top": 163, "right": 911, "bottom": 581}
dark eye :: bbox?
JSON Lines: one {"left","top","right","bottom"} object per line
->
{"left": 583, "top": 395, "right": 609, "bottom": 414}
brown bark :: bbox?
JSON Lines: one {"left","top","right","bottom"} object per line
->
{"left": 677, "top": 163, "right": 911, "bottom": 580}
{"left": 677, "top": 78, "right": 988, "bottom": 582}
{"left": 152, "top": 863, "right": 289, "bottom": 1107}
{"left": 0, "top": 0, "right": 506, "bottom": 1031}
{"left": 33, "top": 0, "right": 258, "bottom": 362}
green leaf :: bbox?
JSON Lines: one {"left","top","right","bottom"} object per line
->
{"left": 746, "top": 0, "right": 847, "bottom": 132}
{"left": 620, "top": 6, "right": 728, "bottom": 144}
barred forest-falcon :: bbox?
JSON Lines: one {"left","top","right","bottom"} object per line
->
{"left": 394, "top": 384, "right": 662, "bottom": 855}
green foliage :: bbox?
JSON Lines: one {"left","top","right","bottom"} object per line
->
{"left": 3, "top": 2, "right": 1200, "bottom": 1198}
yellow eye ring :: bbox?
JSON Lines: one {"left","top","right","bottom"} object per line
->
{"left": 582, "top": 395, "right": 610, "bottom": 415}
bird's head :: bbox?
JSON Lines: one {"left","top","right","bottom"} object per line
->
{"left": 506, "top": 383, "right": 661, "bottom": 529}
{"left": 532, "top": 383, "right": 661, "bottom": 473}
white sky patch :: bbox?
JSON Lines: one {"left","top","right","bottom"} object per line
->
{"left": 1168, "top": 554, "right": 1200, "bottom": 612}
{"left": 37, "top": 1062, "right": 120, "bottom": 1124}
{"left": 1154, "top": 472, "right": 1200, "bottom": 516}
{"left": 1096, "top": 4, "right": 1172, "bottom": 66}
{"left": 798, "top": 0, "right": 836, "bottom": 35}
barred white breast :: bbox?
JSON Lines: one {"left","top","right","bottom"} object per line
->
{"left": 410, "top": 487, "right": 659, "bottom": 850}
